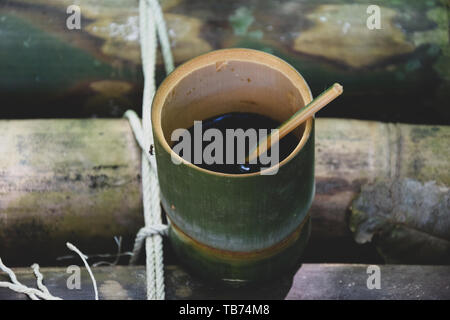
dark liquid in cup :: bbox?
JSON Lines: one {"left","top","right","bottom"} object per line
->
{"left": 175, "top": 112, "right": 300, "bottom": 174}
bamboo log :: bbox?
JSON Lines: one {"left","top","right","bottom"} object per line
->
{"left": 0, "top": 119, "right": 144, "bottom": 266}
{"left": 0, "top": 1, "right": 448, "bottom": 123}
{"left": 309, "top": 119, "right": 449, "bottom": 263}
{"left": 0, "top": 118, "right": 448, "bottom": 266}
{"left": 1, "top": 264, "right": 448, "bottom": 300}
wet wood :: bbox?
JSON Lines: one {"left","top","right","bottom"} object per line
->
{"left": 1, "top": 264, "right": 448, "bottom": 300}
{"left": 0, "top": 118, "right": 448, "bottom": 266}
{"left": 286, "top": 264, "right": 450, "bottom": 300}
{"left": 0, "top": 265, "right": 293, "bottom": 300}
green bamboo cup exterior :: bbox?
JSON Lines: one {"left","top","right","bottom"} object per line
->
{"left": 151, "top": 49, "right": 315, "bottom": 282}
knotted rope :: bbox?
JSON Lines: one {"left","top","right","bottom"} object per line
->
{"left": 124, "top": 0, "right": 174, "bottom": 300}
{"left": 0, "top": 242, "right": 97, "bottom": 300}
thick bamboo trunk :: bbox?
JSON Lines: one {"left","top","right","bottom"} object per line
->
{"left": 0, "top": 0, "right": 448, "bottom": 124}
{"left": 0, "top": 118, "right": 448, "bottom": 266}
{"left": 0, "top": 119, "right": 144, "bottom": 265}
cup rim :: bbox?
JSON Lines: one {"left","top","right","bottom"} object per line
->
{"left": 151, "top": 48, "right": 313, "bottom": 178}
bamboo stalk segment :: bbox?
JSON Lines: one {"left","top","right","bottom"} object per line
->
{"left": 0, "top": 118, "right": 448, "bottom": 266}
{"left": 0, "top": 1, "right": 448, "bottom": 123}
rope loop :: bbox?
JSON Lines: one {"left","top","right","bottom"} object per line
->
{"left": 129, "top": 225, "right": 169, "bottom": 265}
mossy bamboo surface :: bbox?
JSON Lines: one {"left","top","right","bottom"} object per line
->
{"left": 0, "top": 119, "right": 144, "bottom": 266}
{"left": 0, "top": 118, "right": 448, "bottom": 266}
{"left": 0, "top": 0, "right": 448, "bottom": 123}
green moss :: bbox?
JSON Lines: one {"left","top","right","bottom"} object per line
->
{"left": 229, "top": 7, "right": 254, "bottom": 36}
{"left": 424, "top": 8, "right": 450, "bottom": 81}
{"left": 427, "top": 7, "right": 448, "bottom": 28}
{"left": 410, "top": 126, "right": 440, "bottom": 142}
{"left": 228, "top": 7, "right": 264, "bottom": 39}
{"left": 0, "top": 14, "right": 118, "bottom": 91}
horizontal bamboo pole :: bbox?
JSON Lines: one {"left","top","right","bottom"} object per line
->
{"left": 1, "top": 264, "right": 448, "bottom": 300}
{"left": 0, "top": 118, "right": 448, "bottom": 266}
{"left": 0, "top": 1, "right": 448, "bottom": 123}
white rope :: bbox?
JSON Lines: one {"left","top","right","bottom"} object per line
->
{"left": 147, "top": 0, "right": 174, "bottom": 75}
{"left": 66, "top": 242, "right": 99, "bottom": 300}
{"left": 0, "top": 281, "right": 61, "bottom": 300}
{"left": 2, "top": 244, "right": 104, "bottom": 301}
{"left": 0, "top": 258, "right": 39, "bottom": 300}
{"left": 129, "top": 224, "right": 169, "bottom": 265}
{"left": 0, "top": 0, "right": 173, "bottom": 301}
{"left": 124, "top": 110, "right": 156, "bottom": 169}
{"left": 0, "top": 243, "right": 98, "bottom": 300}
{"left": 124, "top": 0, "right": 174, "bottom": 300}
{"left": 31, "top": 263, "right": 52, "bottom": 296}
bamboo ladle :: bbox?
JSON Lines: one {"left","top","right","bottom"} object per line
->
{"left": 247, "top": 83, "right": 343, "bottom": 163}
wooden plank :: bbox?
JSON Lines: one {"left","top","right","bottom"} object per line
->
{"left": 286, "top": 264, "right": 450, "bottom": 300}
{"left": 2, "top": 264, "right": 449, "bottom": 300}
{"left": 0, "top": 265, "right": 293, "bottom": 300}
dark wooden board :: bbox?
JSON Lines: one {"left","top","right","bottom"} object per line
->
{"left": 286, "top": 264, "right": 450, "bottom": 300}
{"left": 0, "top": 265, "right": 293, "bottom": 300}
{"left": 1, "top": 264, "right": 449, "bottom": 300}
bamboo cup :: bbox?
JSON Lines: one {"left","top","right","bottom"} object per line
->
{"left": 151, "top": 49, "right": 315, "bottom": 282}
